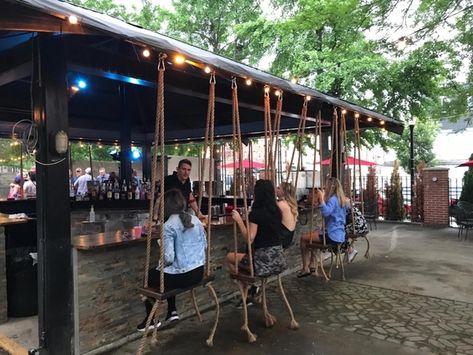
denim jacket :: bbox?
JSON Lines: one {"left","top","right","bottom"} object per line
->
{"left": 161, "top": 214, "right": 207, "bottom": 274}
{"left": 319, "top": 195, "right": 348, "bottom": 243}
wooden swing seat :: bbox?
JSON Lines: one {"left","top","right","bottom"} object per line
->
{"left": 139, "top": 275, "right": 215, "bottom": 301}
{"left": 230, "top": 272, "right": 261, "bottom": 284}
{"left": 305, "top": 242, "right": 337, "bottom": 251}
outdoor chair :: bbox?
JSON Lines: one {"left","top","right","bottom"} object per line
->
{"left": 455, "top": 201, "right": 473, "bottom": 241}
{"left": 363, "top": 202, "right": 378, "bottom": 231}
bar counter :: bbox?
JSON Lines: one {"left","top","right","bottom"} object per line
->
{"left": 72, "top": 210, "right": 322, "bottom": 354}
{"left": 0, "top": 217, "right": 28, "bottom": 324}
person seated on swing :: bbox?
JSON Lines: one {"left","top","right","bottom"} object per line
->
{"left": 298, "top": 177, "right": 349, "bottom": 277}
{"left": 137, "top": 189, "right": 207, "bottom": 332}
{"left": 164, "top": 159, "right": 204, "bottom": 218}
{"left": 226, "top": 179, "right": 286, "bottom": 306}
{"left": 276, "top": 182, "right": 298, "bottom": 249}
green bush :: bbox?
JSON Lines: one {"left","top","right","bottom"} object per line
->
{"left": 386, "top": 160, "right": 405, "bottom": 220}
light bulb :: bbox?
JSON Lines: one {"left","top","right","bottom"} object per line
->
{"left": 380, "top": 120, "right": 385, "bottom": 125}
{"left": 275, "top": 90, "right": 281, "bottom": 97}
{"left": 174, "top": 55, "right": 185, "bottom": 64}
{"left": 245, "top": 78, "right": 252, "bottom": 86}
{"left": 306, "top": 95, "right": 311, "bottom": 101}
{"left": 68, "top": 15, "right": 78, "bottom": 25}
{"left": 142, "top": 49, "right": 150, "bottom": 58}
{"left": 204, "top": 66, "right": 211, "bottom": 74}
{"left": 341, "top": 109, "right": 347, "bottom": 114}
{"left": 354, "top": 113, "right": 360, "bottom": 118}
{"left": 367, "top": 117, "right": 373, "bottom": 122}
{"left": 264, "top": 86, "right": 270, "bottom": 93}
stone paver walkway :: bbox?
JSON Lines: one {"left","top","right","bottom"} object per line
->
{"left": 281, "top": 277, "right": 473, "bottom": 355}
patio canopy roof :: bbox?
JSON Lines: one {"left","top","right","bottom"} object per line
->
{"left": 0, "top": 0, "right": 403, "bottom": 144}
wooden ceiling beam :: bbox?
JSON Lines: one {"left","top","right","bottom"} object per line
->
{"left": 0, "top": 3, "right": 101, "bottom": 35}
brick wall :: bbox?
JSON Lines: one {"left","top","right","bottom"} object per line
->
{"left": 423, "top": 168, "right": 449, "bottom": 226}
{"left": 0, "top": 227, "right": 7, "bottom": 323}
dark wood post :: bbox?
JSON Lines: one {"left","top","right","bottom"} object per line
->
{"left": 119, "top": 83, "right": 132, "bottom": 183}
{"left": 32, "top": 34, "right": 72, "bottom": 355}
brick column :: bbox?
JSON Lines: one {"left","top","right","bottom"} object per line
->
{"left": 423, "top": 168, "right": 449, "bottom": 226}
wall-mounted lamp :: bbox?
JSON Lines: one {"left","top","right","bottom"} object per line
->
{"left": 55, "top": 130, "right": 69, "bottom": 155}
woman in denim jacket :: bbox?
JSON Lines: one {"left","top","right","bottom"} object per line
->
{"left": 137, "top": 189, "right": 207, "bottom": 332}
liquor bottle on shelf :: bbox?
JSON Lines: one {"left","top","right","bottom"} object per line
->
{"left": 113, "top": 180, "right": 120, "bottom": 200}
{"left": 120, "top": 179, "right": 127, "bottom": 200}
{"left": 127, "top": 181, "right": 133, "bottom": 200}
{"left": 99, "top": 182, "right": 106, "bottom": 200}
{"left": 106, "top": 182, "right": 113, "bottom": 200}
{"left": 90, "top": 183, "right": 97, "bottom": 201}
{"left": 135, "top": 184, "right": 141, "bottom": 200}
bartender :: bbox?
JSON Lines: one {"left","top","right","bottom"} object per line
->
{"left": 164, "top": 159, "right": 203, "bottom": 218}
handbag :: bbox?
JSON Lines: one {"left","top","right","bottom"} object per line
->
{"left": 253, "top": 245, "right": 287, "bottom": 278}
{"left": 345, "top": 206, "right": 369, "bottom": 236}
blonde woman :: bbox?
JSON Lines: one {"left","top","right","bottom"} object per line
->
{"left": 298, "top": 177, "right": 349, "bottom": 277}
{"left": 276, "top": 182, "right": 298, "bottom": 248}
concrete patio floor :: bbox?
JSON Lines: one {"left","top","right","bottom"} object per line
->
{"left": 1, "top": 222, "right": 472, "bottom": 354}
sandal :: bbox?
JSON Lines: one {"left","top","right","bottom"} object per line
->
{"left": 296, "top": 271, "right": 311, "bottom": 278}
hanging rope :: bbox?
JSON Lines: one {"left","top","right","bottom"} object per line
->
{"left": 205, "top": 72, "right": 216, "bottom": 277}
{"left": 285, "top": 98, "right": 308, "bottom": 185}
{"left": 270, "top": 92, "right": 283, "bottom": 186}
{"left": 232, "top": 78, "right": 254, "bottom": 277}
{"left": 263, "top": 86, "right": 273, "bottom": 181}
{"left": 143, "top": 53, "right": 167, "bottom": 290}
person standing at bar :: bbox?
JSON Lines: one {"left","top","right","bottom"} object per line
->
{"left": 96, "top": 167, "right": 109, "bottom": 184}
{"left": 72, "top": 167, "right": 82, "bottom": 184}
{"left": 74, "top": 167, "right": 92, "bottom": 196}
{"left": 164, "top": 159, "right": 203, "bottom": 218}
{"left": 23, "top": 171, "right": 37, "bottom": 199}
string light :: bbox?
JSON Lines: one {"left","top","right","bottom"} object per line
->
{"left": 367, "top": 117, "right": 373, "bottom": 122}
{"left": 306, "top": 95, "right": 311, "bottom": 101}
{"left": 341, "top": 109, "right": 347, "bottom": 114}
{"left": 275, "top": 90, "right": 281, "bottom": 97}
{"left": 68, "top": 15, "right": 78, "bottom": 25}
{"left": 354, "top": 113, "right": 360, "bottom": 118}
{"left": 142, "top": 49, "right": 151, "bottom": 58}
{"left": 174, "top": 54, "right": 186, "bottom": 65}
{"left": 245, "top": 78, "right": 252, "bottom": 86}
{"left": 204, "top": 66, "right": 211, "bottom": 74}
{"left": 264, "top": 86, "right": 270, "bottom": 94}
{"left": 380, "top": 120, "right": 385, "bottom": 125}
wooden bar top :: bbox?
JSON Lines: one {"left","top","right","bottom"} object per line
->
{"left": 73, "top": 217, "right": 235, "bottom": 250}
{"left": 0, "top": 216, "right": 29, "bottom": 226}
{"left": 72, "top": 229, "right": 159, "bottom": 250}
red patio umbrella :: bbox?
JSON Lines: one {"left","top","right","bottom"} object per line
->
{"left": 457, "top": 160, "right": 473, "bottom": 167}
{"left": 315, "top": 156, "right": 377, "bottom": 166}
{"left": 222, "top": 159, "right": 266, "bottom": 169}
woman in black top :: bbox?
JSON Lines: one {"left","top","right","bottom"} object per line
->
{"left": 226, "top": 179, "right": 283, "bottom": 274}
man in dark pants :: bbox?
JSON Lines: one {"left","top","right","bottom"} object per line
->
{"left": 164, "top": 159, "right": 203, "bottom": 218}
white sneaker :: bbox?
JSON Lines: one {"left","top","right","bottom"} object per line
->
{"left": 166, "top": 311, "right": 180, "bottom": 322}
{"left": 348, "top": 249, "right": 358, "bottom": 263}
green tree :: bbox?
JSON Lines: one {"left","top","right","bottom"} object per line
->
{"left": 460, "top": 153, "right": 473, "bottom": 203}
{"left": 390, "top": 120, "right": 438, "bottom": 171}
{"left": 385, "top": 160, "right": 405, "bottom": 220}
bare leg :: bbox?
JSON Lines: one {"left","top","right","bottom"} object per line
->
{"left": 226, "top": 252, "right": 245, "bottom": 274}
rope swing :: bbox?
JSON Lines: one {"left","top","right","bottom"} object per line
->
{"left": 229, "top": 80, "right": 299, "bottom": 343}
{"left": 137, "top": 55, "right": 220, "bottom": 354}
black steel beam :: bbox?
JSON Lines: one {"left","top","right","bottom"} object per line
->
{"left": 32, "top": 33, "right": 72, "bottom": 355}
